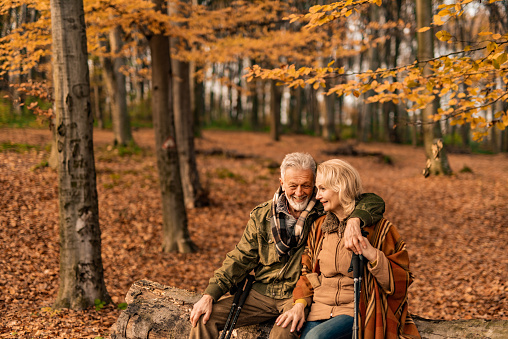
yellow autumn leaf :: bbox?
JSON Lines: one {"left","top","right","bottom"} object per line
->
{"left": 417, "top": 26, "right": 431, "bottom": 33}
{"left": 487, "top": 41, "right": 498, "bottom": 53}
{"left": 436, "top": 30, "right": 452, "bottom": 42}
{"left": 438, "top": 8, "right": 451, "bottom": 16}
{"left": 309, "top": 5, "right": 322, "bottom": 14}
{"left": 496, "top": 52, "right": 507, "bottom": 65}
{"left": 433, "top": 14, "right": 444, "bottom": 25}
{"left": 503, "top": 114, "right": 508, "bottom": 125}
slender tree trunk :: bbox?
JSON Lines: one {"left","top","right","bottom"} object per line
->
{"left": 50, "top": 0, "right": 110, "bottom": 309}
{"left": 250, "top": 79, "right": 260, "bottom": 130}
{"left": 148, "top": 0, "right": 196, "bottom": 253}
{"left": 417, "top": 0, "right": 452, "bottom": 176}
{"left": 101, "top": 26, "right": 133, "bottom": 146}
{"left": 93, "top": 84, "right": 104, "bottom": 129}
{"left": 270, "top": 79, "right": 281, "bottom": 141}
{"left": 171, "top": 56, "right": 205, "bottom": 208}
{"left": 288, "top": 87, "right": 302, "bottom": 134}
{"left": 193, "top": 71, "right": 204, "bottom": 136}
{"left": 307, "top": 88, "right": 319, "bottom": 136}
{"left": 318, "top": 60, "right": 337, "bottom": 141}
{"left": 169, "top": 0, "right": 204, "bottom": 208}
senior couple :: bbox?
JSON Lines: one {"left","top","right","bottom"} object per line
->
{"left": 189, "top": 152, "right": 420, "bottom": 339}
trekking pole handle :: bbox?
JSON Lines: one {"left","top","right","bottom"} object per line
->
{"left": 219, "top": 277, "right": 247, "bottom": 339}
{"left": 224, "top": 276, "right": 255, "bottom": 339}
{"left": 352, "top": 253, "right": 361, "bottom": 279}
{"left": 238, "top": 275, "right": 255, "bottom": 307}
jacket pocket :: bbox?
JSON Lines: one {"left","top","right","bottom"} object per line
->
{"left": 306, "top": 273, "right": 321, "bottom": 289}
{"left": 258, "top": 231, "right": 280, "bottom": 266}
{"left": 338, "top": 277, "right": 354, "bottom": 306}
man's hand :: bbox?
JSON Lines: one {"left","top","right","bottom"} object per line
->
{"left": 275, "top": 303, "right": 306, "bottom": 333}
{"left": 190, "top": 294, "right": 214, "bottom": 327}
{"left": 344, "top": 218, "right": 367, "bottom": 255}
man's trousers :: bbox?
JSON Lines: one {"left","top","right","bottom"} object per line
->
{"left": 189, "top": 289, "right": 301, "bottom": 339}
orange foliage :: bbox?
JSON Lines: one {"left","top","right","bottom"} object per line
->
{"left": 246, "top": 0, "right": 508, "bottom": 141}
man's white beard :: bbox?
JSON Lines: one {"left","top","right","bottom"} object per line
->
{"left": 287, "top": 194, "right": 311, "bottom": 212}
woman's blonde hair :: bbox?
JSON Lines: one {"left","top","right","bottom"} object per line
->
{"left": 317, "top": 159, "right": 363, "bottom": 216}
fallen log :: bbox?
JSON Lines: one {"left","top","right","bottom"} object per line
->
{"left": 110, "top": 279, "right": 508, "bottom": 339}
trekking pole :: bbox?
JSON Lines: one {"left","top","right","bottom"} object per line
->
{"left": 352, "top": 253, "right": 364, "bottom": 339}
{"left": 218, "top": 277, "right": 247, "bottom": 339}
{"left": 223, "top": 275, "right": 255, "bottom": 339}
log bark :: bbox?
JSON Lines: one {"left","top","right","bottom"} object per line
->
{"left": 110, "top": 280, "right": 508, "bottom": 339}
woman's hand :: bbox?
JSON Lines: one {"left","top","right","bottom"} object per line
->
{"left": 275, "top": 303, "right": 306, "bottom": 333}
{"left": 360, "top": 236, "right": 378, "bottom": 263}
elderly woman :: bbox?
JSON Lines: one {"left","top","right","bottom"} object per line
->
{"left": 276, "top": 159, "right": 420, "bottom": 339}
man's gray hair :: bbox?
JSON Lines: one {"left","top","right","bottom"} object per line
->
{"left": 280, "top": 152, "right": 316, "bottom": 181}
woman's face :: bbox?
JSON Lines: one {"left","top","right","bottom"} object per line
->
{"left": 315, "top": 174, "right": 341, "bottom": 214}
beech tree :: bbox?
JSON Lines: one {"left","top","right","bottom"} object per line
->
{"left": 147, "top": 0, "right": 197, "bottom": 253}
{"left": 100, "top": 25, "right": 133, "bottom": 146}
{"left": 50, "top": 0, "right": 110, "bottom": 309}
{"left": 417, "top": 0, "right": 452, "bottom": 176}
{"left": 170, "top": 0, "right": 206, "bottom": 209}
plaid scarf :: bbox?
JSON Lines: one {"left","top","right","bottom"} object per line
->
{"left": 270, "top": 186, "right": 317, "bottom": 256}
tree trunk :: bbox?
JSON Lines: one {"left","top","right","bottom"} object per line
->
{"left": 169, "top": 0, "right": 206, "bottom": 208}
{"left": 289, "top": 86, "right": 303, "bottom": 134}
{"left": 172, "top": 56, "right": 206, "bottom": 208}
{"left": 270, "top": 79, "right": 281, "bottom": 141}
{"left": 101, "top": 26, "right": 133, "bottom": 146}
{"left": 50, "top": 0, "right": 110, "bottom": 309}
{"left": 317, "top": 59, "right": 337, "bottom": 141}
{"left": 417, "top": 0, "right": 452, "bottom": 176}
{"left": 148, "top": 0, "right": 196, "bottom": 253}
{"left": 110, "top": 280, "right": 508, "bottom": 339}
{"left": 193, "top": 69, "right": 204, "bottom": 136}
{"left": 93, "top": 84, "right": 104, "bottom": 129}
{"left": 250, "top": 79, "right": 260, "bottom": 130}
{"left": 307, "top": 88, "right": 320, "bottom": 136}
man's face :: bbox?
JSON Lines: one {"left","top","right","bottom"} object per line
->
{"left": 280, "top": 168, "right": 315, "bottom": 212}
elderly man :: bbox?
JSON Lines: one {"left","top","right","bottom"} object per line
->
{"left": 189, "top": 152, "right": 384, "bottom": 339}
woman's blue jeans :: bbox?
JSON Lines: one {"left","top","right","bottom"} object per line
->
{"left": 300, "top": 315, "right": 354, "bottom": 339}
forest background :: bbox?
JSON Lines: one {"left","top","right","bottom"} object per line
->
{"left": 0, "top": 0, "right": 507, "bottom": 338}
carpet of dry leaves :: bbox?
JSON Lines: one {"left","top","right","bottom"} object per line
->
{"left": 0, "top": 127, "right": 507, "bottom": 339}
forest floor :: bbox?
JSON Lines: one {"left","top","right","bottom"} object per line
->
{"left": 0, "top": 127, "right": 507, "bottom": 338}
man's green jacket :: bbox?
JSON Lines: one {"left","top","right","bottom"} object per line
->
{"left": 204, "top": 193, "right": 385, "bottom": 301}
